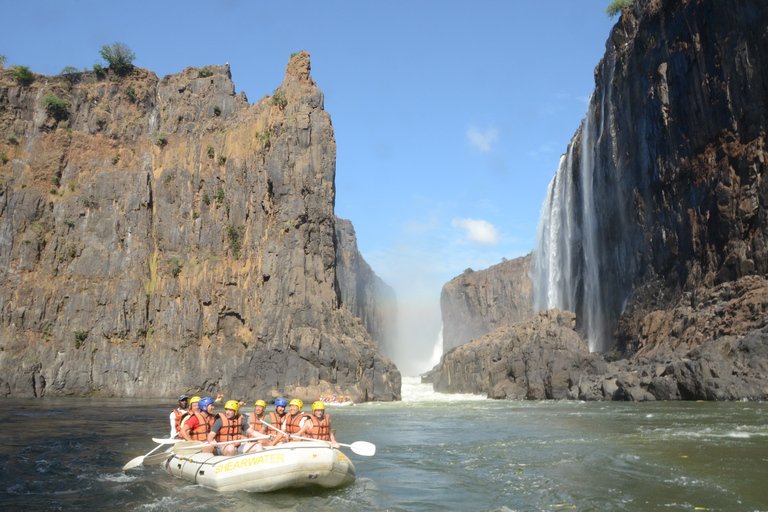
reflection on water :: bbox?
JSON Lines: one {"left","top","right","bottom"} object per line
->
{"left": 2, "top": 378, "right": 767, "bottom": 511}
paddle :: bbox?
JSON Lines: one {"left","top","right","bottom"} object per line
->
{"left": 173, "top": 435, "right": 269, "bottom": 456}
{"left": 152, "top": 437, "right": 184, "bottom": 444}
{"left": 142, "top": 448, "right": 174, "bottom": 466}
{"left": 123, "top": 435, "right": 178, "bottom": 470}
{"left": 258, "top": 419, "right": 376, "bottom": 456}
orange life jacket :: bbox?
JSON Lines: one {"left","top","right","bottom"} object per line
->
{"left": 188, "top": 411, "right": 214, "bottom": 441}
{"left": 215, "top": 413, "right": 245, "bottom": 446}
{"left": 173, "top": 409, "right": 186, "bottom": 434}
{"left": 260, "top": 411, "right": 286, "bottom": 435}
{"left": 306, "top": 414, "right": 331, "bottom": 441}
{"left": 249, "top": 412, "right": 266, "bottom": 431}
{"left": 284, "top": 412, "right": 312, "bottom": 440}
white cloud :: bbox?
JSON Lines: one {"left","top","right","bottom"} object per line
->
{"left": 466, "top": 125, "right": 498, "bottom": 152}
{"left": 451, "top": 218, "right": 499, "bottom": 245}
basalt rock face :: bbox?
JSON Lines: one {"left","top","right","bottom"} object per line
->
{"left": 335, "top": 217, "right": 397, "bottom": 358}
{"left": 434, "top": 0, "right": 768, "bottom": 401}
{"left": 440, "top": 254, "right": 533, "bottom": 353}
{"left": 432, "top": 310, "right": 608, "bottom": 399}
{"left": 603, "top": 0, "right": 768, "bottom": 360}
{"left": 0, "top": 53, "right": 401, "bottom": 401}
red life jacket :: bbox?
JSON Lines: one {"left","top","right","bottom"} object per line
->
{"left": 216, "top": 413, "right": 245, "bottom": 446}
{"left": 284, "top": 413, "right": 312, "bottom": 439}
{"left": 189, "top": 411, "right": 214, "bottom": 441}
{"left": 306, "top": 414, "right": 331, "bottom": 441}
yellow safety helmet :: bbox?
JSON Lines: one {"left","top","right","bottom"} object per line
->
{"left": 312, "top": 401, "right": 325, "bottom": 412}
{"left": 289, "top": 398, "right": 303, "bottom": 410}
{"left": 224, "top": 400, "right": 240, "bottom": 414}
{"left": 254, "top": 400, "right": 266, "bottom": 408}
{"left": 190, "top": 396, "right": 201, "bottom": 404}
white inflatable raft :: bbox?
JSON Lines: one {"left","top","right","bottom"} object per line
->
{"left": 166, "top": 441, "right": 356, "bottom": 493}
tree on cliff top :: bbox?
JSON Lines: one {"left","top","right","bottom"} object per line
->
{"left": 99, "top": 42, "right": 136, "bottom": 75}
{"left": 605, "top": 0, "right": 633, "bottom": 18}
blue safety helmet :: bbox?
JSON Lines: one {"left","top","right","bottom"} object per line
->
{"left": 198, "top": 397, "right": 214, "bottom": 413}
{"left": 274, "top": 398, "right": 287, "bottom": 407}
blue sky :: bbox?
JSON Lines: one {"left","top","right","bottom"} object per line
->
{"left": 2, "top": 1, "right": 618, "bottom": 375}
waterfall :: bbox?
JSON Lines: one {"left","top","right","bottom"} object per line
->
{"left": 532, "top": 55, "right": 633, "bottom": 353}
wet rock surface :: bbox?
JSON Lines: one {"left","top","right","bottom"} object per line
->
{"left": 0, "top": 53, "right": 400, "bottom": 401}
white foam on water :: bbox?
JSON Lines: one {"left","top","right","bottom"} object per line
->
{"left": 95, "top": 472, "right": 139, "bottom": 483}
{"left": 401, "top": 376, "right": 487, "bottom": 403}
{"left": 137, "top": 496, "right": 180, "bottom": 510}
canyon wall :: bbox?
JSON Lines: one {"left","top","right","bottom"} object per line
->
{"left": 440, "top": 255, "right": 532, "bottom": 353}
{"left": 0, "top": 53, "right": 401, "bottom": 401}
{"left": 335, "top": 217, "right": 397, "bottom": 358}
{"left": 434, "top": 0, "right": 768, "bottom": 400}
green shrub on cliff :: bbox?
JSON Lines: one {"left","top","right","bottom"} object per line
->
{"left": 10, "top": 65, "right": 34, "bottom": 85}
{"left": 199, "top": 66, "right": 213, "bottom": 78}
{"left": 227, "top": 223, "right": 244, "bottom": 259}
{"left": 43, "top": 94, "right": 69, "bottom": 122}
{"left": 0, "top": 152, "right": 8, "bottom": 164}
{"left": 0, "top": 54, "right": 7, "bottom": 68}
{"left": 605, "top": 0, "right": 633, "bottom": 18}
{"left": 60, "top": 66, "right": 79, "bottom": 84}
{"left": 99, "top": 42, "right": 136, "bottom": 75}
{"left": 271, "top": 90, "right": 287, "bottom": 110}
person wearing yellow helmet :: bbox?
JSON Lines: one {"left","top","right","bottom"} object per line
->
{"left": 177, "top": 396, "right": 201, "bottom": 432}
{"left": 304, "top": 401, "right": 341, "bottom": 448}
{"left": 207, "top": 399, "right": 257, "bottom": 456}
{"left": 169, "top": 395, "right": 189, "bottom": 438}
{"left": 269, "top": 398, "right": 311, "bottom": 446}
{"left": 241, "top": 400, "right": 269, "bottom": 453}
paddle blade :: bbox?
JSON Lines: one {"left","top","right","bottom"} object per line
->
{"left": 350, "top": 441, "right": 376, "bottom": 456}
{"left": 122, "top": 456, "right": 145, "bottom": 471}
{"left": 152, "top": 437, "right": 182, "bottom": 444}
{"left": 143, "top": 450, "right": 174, "bottom": 466}
{"left": 173, "top": 441, "right": 206, "bottom": 456}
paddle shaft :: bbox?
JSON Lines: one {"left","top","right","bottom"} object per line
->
{"left": 258, "top": 418, "right": 375, "bottom": 456}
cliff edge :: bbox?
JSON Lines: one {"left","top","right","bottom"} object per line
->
{"left": 0, "top": 52, "right": 401, "bottom": 400}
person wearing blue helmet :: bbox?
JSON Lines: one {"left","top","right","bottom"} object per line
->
{"left": 180, "top": 396, "right": 216, "bottom": 451}
{"left": 257, "top": 398, "right": 288, "bottom": 441}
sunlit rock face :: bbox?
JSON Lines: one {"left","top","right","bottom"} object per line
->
{"left": 0, "top": 53, "right": 400, "bottom": 401}
{"left": 440, "top": 255, "right": 533, "bottom": 353}
{"left": 532, "top": 0, "right": 768, "bottom": 357}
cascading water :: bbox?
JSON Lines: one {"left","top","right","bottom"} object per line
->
{"left": 532, "top": 54, "right": 635, "bottom": 353}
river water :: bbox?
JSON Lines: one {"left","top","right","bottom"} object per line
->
{"left": 2, "top": 377, "right": 767, "bottom": 511}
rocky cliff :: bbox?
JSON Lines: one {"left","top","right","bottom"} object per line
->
{"left": 532, "top": 0, "right": 768, "bottom": 357}
{"left": 440, "top": 254, "right": 532, "bottom": 353}
{"left": 335, "top": 217, "right": 396, "bottom": 358}
{"left": 0, "top": 52, "right": 401, "bottom": 401}
{"left": 433, "top": 0, "right": 768, "bottom": 401}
